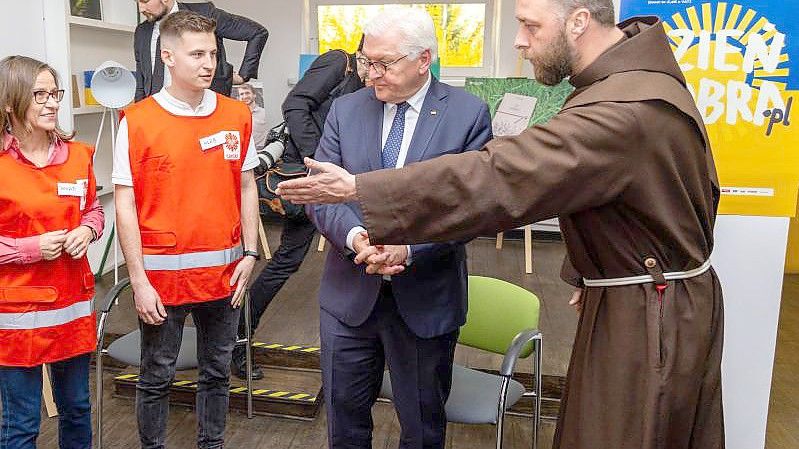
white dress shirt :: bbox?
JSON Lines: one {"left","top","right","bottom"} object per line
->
{"left": 150, "top": 1, "right": 180, "bottom": 90}
{"left": 112, "top": 88, "right": 259, "bottom": 186}
{"left": 346, "top": 74, "right": 433, "bottom": 269}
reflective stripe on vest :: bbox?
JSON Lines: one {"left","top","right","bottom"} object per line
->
{"left": 0, "top": 299, "right": 93, "bottom": 330}
{"left": 142, "top": 245, "right": 244, "bottom": 271}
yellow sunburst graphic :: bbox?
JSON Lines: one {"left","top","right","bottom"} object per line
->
{"left": 662, "top": 2, "right": 790, "bottom": 130}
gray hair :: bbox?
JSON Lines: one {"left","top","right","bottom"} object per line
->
{"left": 363, "top": 7, "right": 438, "bottom": 62}
{"left": 555, "top": 0, "right": 615, "bottom": 27}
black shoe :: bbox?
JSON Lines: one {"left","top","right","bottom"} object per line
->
{"left": 231, "top": 352, "right": 264, "bottom": 380}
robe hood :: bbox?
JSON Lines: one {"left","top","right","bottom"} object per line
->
{"left": 570, "top": 16, "right": 686, "bottom": 89}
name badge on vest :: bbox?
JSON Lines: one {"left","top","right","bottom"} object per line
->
{"left": 199, "top": 130, "right": 241, "bottom": 161}
{"left": 57, "top": 179, "right": 89, "bottom": 210}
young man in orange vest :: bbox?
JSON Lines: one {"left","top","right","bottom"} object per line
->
{"left": 113, "top": 11, "right": 259, "bottom": 448}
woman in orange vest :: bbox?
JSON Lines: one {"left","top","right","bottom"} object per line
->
{"left": 0, "top": 56, "right": 104, "bottom": 449}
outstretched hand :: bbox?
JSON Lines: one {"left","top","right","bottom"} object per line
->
{"left": 275, "top": 158, "right": 357, "bottom": 205}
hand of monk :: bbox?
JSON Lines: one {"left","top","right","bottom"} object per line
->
{"left": 133, "top": 282, "right": 167, "bottom": 325}
{"left": 39, "top": 229, "right": 67, "bottom": 261}
{"left": 230, "top": 256, "right": 256, "bottom": 308}
{"left": 275, "top": 158, "right": 356, "bottom": 204}
{"left": 64, "top": 226, "right": 93, "bottom": 259}
{"left": 568, "top": 288, "right": 584, "bottom": 317}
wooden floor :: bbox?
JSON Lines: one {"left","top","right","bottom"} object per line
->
{"left": 23, "top": 222, "right": 799, "bottom": 448}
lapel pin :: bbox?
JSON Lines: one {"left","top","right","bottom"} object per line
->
{"left": 430, "top": 110, "right": 438, "bottom": 116}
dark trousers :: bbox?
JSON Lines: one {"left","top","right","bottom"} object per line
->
{"left": 0, "top": 354, "right": 91, "bottom": 449}
{"left": 320, "top": 283, "right": 458, "bottom": 449}
{"left": 137, "top": 297, "right": 238, "bottom": 449}
{"left": 234, "top": 216, "right": 316, "bottom": 357}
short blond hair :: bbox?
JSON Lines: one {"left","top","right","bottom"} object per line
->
{"left": 160, "top": 10, "right": 217, "bottom": 44}
{"left": 0, "top": 55, "right": 74, "bottom": 144}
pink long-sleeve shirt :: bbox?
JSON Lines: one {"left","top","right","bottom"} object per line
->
{"left": 0, "top": 132, "right": 105, "bottom": 265}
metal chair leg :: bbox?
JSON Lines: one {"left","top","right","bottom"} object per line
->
{"left": 496, "top": 376, "right": 511, "bottom": 449}
{"left": 532, "top": 337, "right": 543, "bottom": 449}
{"left": 244, "top": 290, "right": 253, "bottom": 418}
{"left": 95, "top": 278, "right": 132, "bottom": 449}
{"left": 96, "top": 311, "right": 109, "bottom": 449}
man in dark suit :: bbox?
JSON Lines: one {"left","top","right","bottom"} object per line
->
{"left": 134, "top": 0, "right": 268, "bottom": 101}
{"left": 308, "top": 8, "right": 492, "bottom": 448}
{"left": 231, "top": 39, "right": 367, "bottom": 379}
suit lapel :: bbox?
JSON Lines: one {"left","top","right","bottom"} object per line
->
{"left": 142, "top": 21, "right": 155, "bottom": 93}
{"left": 365, "top": 89, "right": 385, "bottom": 171}
{"left": 405, "top": 78, "right": 447, "bottom": 165}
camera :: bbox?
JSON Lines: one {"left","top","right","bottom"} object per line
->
{"left": 255, "top": 122, "right": 289, "bottom": 176}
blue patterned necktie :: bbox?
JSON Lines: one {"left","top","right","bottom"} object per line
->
{"left": 381, "top": 102, "right": 410, "bottom": 169}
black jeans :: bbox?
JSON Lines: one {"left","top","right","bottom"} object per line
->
{"left": 136, "top": 297, "right": 238, "bottom": 449}
{"left": 234, "top": 216, "right": 316, "bottom": 358}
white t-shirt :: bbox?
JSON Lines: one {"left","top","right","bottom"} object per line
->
{"left": 112, "top": 88, "right": 259, "bottom": 186}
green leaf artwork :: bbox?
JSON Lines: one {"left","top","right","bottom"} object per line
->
{"left": 464, "top": 78, "right": 574, "bottom": 127}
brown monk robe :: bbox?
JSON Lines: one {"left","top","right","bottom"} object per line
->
{"left": 354, "top": 17, "right": 725, "bottom": 449}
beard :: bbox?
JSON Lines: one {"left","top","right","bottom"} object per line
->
{"left": 144, "top": 6, "right": 169, "bottom": 23}
{"left": 529, "top": 28, "right": 575, "bottom": 86}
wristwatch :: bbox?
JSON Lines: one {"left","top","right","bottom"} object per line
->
{"left": 243, "top": 250, "right": 261, "bottom": 261}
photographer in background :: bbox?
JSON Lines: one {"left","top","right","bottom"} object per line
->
{"left": 231, "top": 37, "right": 368, "bottom": 379}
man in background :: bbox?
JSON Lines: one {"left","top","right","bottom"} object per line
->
{"left": 237, "top": 83, "right": 268, "bottom": 149}
{"left": 134, "top": 0, "right": 268, "bottom": 101}
{"left": 230, "top": 36, "right": 368, "bottom": 380}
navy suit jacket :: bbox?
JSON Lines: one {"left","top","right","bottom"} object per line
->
{"left": 308, "top": 77, "right": 493, "bottom": 338}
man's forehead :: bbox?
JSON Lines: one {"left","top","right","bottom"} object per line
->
{"left": 516, "top": 0, "right": 553, "bottom": 21}
{"left": 167, "top": 31, "right": 217, "bottom": 50}
{"left": 362, "top": 33, "right": 403, "bottom": 58}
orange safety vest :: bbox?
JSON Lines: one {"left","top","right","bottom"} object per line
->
{"left": 0, "top": 141, "right": 97, "bottom": 367}
{"left": 123, "top": 93, "right": 252, "bottom": 306}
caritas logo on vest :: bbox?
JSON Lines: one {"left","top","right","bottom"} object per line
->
{"left": 666, "top": 4, "right": 793, "bottom": 136}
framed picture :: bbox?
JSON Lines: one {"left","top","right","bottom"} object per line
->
{"left": 232, "top": 82, "right": 270, "bottom": 149}
{"left": 70, "top": 0, "right": 102, "bottom": 20}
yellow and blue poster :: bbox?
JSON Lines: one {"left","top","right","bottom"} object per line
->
{"left": 621, "top": 1, "right": 798, "bottom": 217}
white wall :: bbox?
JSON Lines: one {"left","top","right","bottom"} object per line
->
{"left": 0, "top": 1, "right": 47, "bottom": 60}
{"left": 209, "top": 0, "right": 304, "bottom": 128}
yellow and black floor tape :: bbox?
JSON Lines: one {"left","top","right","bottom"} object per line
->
{"left": 114, "top": 374, "right": 318, "bottom": 403}
{"left": 251, "top": 342, "right": 320, "bottom": 354}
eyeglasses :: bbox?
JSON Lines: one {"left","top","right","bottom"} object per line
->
{"left": 32, "top": 90, "right": 65, "bottom": 104}
{"left": 356, "top": 54, "right": 408, "bottom": 76}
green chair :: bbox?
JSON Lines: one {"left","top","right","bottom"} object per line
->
{"left": 380, "top": 275, "right": 543, "bottom": 449}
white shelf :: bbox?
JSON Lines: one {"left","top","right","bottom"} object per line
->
{"left": 68, "top": 16, "right": 135, "bottom": 34}
{"left": 73, "top": 105, "right": 104, "bottom": 115}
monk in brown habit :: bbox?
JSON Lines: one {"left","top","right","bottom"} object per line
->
{"left": 277, "top": 0, "right": 725, "bottom": 447}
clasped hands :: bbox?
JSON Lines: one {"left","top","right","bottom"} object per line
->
{"left": 39, "top": 226, "right": 94, "bottom": 261}
{"left": 352, "top": 231, "right": 406, "bottom": 276}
